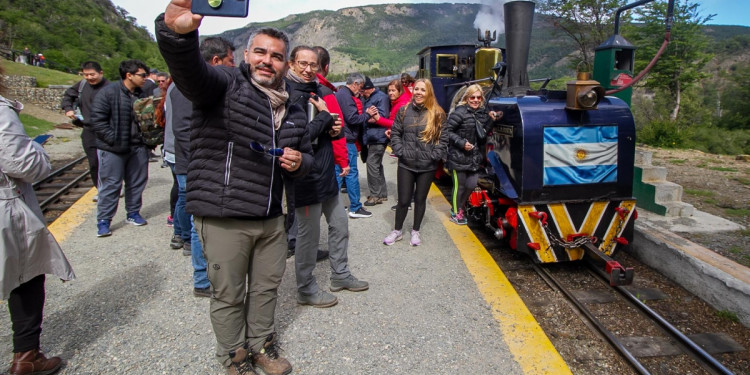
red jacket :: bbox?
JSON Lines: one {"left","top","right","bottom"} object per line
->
{"left": 353, "top": 95, "right": 364, "bottom": 151}
{"left": 375, "top": 91, "right": 411, "bottom": 128}
{"left": 317, "top": 73, "right": 348, "bottom": 169}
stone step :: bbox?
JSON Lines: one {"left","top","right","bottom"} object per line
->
{"left": 651, "top": 180, "right": 683, "bottom": 203}
{"left": 660, "top": 201, "right": 695, "bottom": 217}
{"left": 639, "top": 165, "right": 668, "bottom": 182}
{"left": 635, "top": 150, "right": 653, "bottom": 166}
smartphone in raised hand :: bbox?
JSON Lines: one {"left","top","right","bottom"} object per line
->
{"left": 191, "top": 0, "right": 249, "bottom": 17}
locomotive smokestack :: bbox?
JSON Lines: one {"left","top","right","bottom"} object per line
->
{"left": 502, "top": 0, "right": 535, "bottom": 96}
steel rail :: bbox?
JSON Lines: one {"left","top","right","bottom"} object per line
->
{"left": 32, "top": 155, "right": 87, "bottom": 189}
{"left": 589, "top": 266, "right": 735, "bottom": 375}
{"left": 38, "top": 170, "right": 90, "bottom": 211}
{"left": 531, "top": 263, "right": 652, "bottom": 375}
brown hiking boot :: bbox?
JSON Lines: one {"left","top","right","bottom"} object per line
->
{"left": 8, "top": 349, "right": 62, "bottom": 375}
{"left": 251, "top": 334, "right": 292, "bottom": 375}
{"left": 226, "top": 345, "right": 257, "bottom": 375}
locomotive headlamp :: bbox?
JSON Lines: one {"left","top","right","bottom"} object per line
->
{"left": 566, "top": 67, "right": 606, "bottom": 111}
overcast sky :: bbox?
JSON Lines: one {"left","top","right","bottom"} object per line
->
{"left": 112, "top": 0, "right": 748, "bottom": 37}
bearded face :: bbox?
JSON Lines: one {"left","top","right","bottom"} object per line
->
{"left": 244, "top": 34, "right": 287, "bottom": 88}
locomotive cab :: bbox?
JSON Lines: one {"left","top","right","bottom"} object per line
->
{"left": 417, "top": 43, "right": 505, "bottom": 110}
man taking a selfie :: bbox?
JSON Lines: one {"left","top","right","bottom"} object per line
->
{"left": 156, "top": 1, "right": 312, "bottom": 374}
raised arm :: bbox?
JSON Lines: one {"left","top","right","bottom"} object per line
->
{"left": 155, "top": 3, "right": 230, "bottom": 108}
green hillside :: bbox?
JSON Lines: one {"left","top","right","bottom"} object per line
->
{"left": 0, "top": 0, "right": 165, "bottom": 80}
{"left": 1, "top": 1, "right": 748, "bottom": 85}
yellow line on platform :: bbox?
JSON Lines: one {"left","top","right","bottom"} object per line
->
{"left": 47, "top": 187, "right": 97, "bottom": 244}
{"left": 427, "top": 184, "right": 572, "bottom": 374}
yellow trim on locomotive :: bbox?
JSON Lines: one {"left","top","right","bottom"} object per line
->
{"left": 599, "top": 200, "right": 636, "bottom": 255}
{"left": 517, "top": 205, "right": 557, "bottom": 263}
{"left": 518, "top": 201, "right": 634, "bottom": 262}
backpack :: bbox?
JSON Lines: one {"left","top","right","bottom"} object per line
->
{"left": 133, "top": 95, "right": 164, "bottom": 147}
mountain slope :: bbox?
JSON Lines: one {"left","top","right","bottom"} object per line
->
{"left": 0, "top": 0, "right": 165, "bottom": 79}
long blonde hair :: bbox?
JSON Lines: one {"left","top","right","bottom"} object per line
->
{"left": 412, "top": 78, "right": 445, "bottom": 144}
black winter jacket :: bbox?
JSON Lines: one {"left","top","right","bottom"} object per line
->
{"left": 285, "top": 79, "right": 341, "bottom": 208}
{"left": 390, "top": 103, "right": 448, "bottom": 173}
{"left": 156, "top": 14, "right": 313, "bottom": 219}
{"left": 60, "top": 78, "right": 110, "bottom": 127}
{"left": 444, "top": 105, "right": 493, "bottom": 172}
{"left": 91, "top": 81, "right": 145, "bottom": 153}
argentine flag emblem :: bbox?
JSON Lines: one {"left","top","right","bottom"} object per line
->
{"left": 543, "top": 125, "right": 618, "bottom": 185}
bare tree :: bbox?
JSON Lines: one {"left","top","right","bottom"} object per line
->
{"left": 538, "top": 0, "right": 627, "bottom": 65}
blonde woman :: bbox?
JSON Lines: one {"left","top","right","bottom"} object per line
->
{"left": 444, "top": 84, "right": 502, "bottom": 224}
{"left": 384, "top": 79, "right": 448, "bottom": 246}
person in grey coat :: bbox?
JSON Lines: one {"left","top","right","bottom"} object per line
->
{"left": 0, "top": 76, "right": 75, "bottom": 374}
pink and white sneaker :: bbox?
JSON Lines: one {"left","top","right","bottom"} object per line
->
{"left": 410, "top": 230, "right": 421, "bottom": 246}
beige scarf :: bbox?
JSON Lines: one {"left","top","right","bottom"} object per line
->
{"left": 285, "top": 69, "right": 318, "bottom": 84}
{"left": 251, "top": 77, "right": 289, "bottom": 130}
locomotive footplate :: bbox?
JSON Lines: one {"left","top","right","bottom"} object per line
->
{"left": 581, "top": 242, "right": 634, "bottom": 286}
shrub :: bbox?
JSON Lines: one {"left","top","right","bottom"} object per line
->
{"left": 638, "top": 120, "right": 690, "bottom": 148}
{"left": 686, "top": 127, "right": 750, "bottom": 155}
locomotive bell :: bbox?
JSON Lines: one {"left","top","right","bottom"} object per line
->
{"left": 566, "top": 70, "right": 606, "bottom": 111}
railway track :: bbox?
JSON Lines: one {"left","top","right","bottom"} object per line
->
{"left": 533, "top": 261, "right": 735, "bottom": 374}
{"left": 33, "top": 156, "right": 94, "bottom": 224}
{"left": 433, "top": 178, "right": 748, "bottom": 374}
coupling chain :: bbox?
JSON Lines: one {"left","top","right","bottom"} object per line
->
{"left": 539, "top": 221, "right": 594, "bottom": 249}
{"left": 601, "top": 211, "right": 627, "bottom": 254}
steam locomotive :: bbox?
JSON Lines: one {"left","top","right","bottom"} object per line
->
{"left": 418, "top": 1, "right": 637, "bottom": 285}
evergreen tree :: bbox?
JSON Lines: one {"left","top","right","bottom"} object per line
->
{"left": 623, "top": 0, "right": 713, "bottom": 121}
{"left": 720, "top": 65, "right": 750, "bottom": 130}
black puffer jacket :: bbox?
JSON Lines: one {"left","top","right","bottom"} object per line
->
{"left": 390, "top": 102, "right": 448, "bottom": 173}
{"left": 285, "top": 78, "right": 341, "bottom": 208}
{"left": 156, "top": 14, "right": 313, "bottom": 219}
{"left": 444, "top": 105, "right": 492, "bottom": 172}
{"left": 90, "top": 81, "right": 145, "bottom": 153}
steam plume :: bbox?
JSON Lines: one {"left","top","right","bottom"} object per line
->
{"left": 473, "top": 0, "right": 506, "bottom": 37}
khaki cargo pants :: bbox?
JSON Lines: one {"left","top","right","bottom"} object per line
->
{"left": 194, "top": 215, "right": 287, "bottom": 367}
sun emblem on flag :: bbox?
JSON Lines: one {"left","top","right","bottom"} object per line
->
{"left": 575, "top": 148, "right": 587, "bottom": 160}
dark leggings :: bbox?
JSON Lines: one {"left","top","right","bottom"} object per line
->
{"left": 451, "top": 170, "right": 478, "bottom": 214}
{"left": 394, "top": 167, "right": 434, "bottom": 231}
{"left": 8, "top": 275, "right": 45, "bottom": 352}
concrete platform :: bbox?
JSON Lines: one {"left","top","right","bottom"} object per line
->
{"left": 630, "top": 211, "right": 750, "bottom": 327}
{"left": 0, "top": 156, "right": 570, "bottom": 374}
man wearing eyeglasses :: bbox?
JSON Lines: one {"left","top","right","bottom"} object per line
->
{"left": 60, "top": 61, "right": 110, "bottom": 199}
{"left": 90, "top": 59, "right": 151, "bottom": 237}
{"left": 157, "top": 2, "right": 313, "bottom": 374}
{"left": 153, "top": 72, "right": 170, "bottom": 98}
{"left": 284, "top": 46, "right": 369, "bottom": 309}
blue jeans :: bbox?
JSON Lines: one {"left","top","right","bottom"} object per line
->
{"left": 335, "top": 142, "right": 362, "bottom": 212}
{"left": 191, "top": 216, "right": 209, "bottom": 289}
{"left": 174, "top": 173, "right": 190, "bottom": 242}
